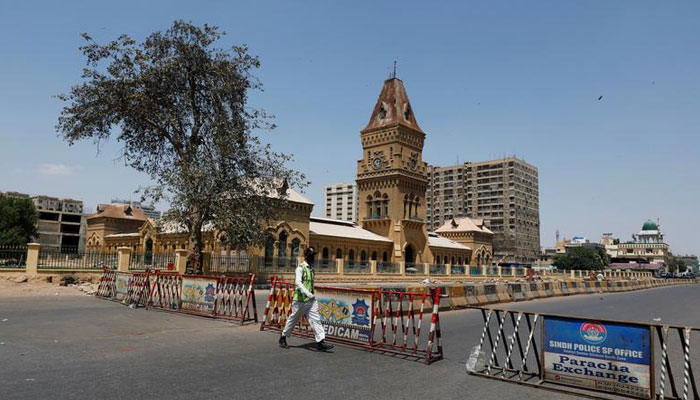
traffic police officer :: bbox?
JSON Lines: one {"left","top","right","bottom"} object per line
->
{"left": 279, "top": 247, "right": 334, "bottom": 351}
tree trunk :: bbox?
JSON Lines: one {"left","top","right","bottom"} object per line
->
{"left": 187, "top": 217, "right": 204, "bottom": 274}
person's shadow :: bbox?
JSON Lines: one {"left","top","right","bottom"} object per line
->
{"left": 287, "top": 342, "right": 335, "bottom": 353}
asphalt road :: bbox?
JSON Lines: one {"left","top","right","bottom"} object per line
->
{"left": 0, "top": 284, "right": 698, "bottom": 400}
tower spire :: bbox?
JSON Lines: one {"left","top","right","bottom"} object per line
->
{"left": 362, "top": 75, "right": 423, "bottom": 133}
{"left": 393, "top": 60, "right": 397, "bottom": 78}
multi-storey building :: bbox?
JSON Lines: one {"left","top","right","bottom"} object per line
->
{"left": 2, "top": 191, "right": 86, "bottom": 252}
{"left": 323, "top": 183, "right": 358, "bottom": 223}
{"left": 426, "top": 157, "right": 540, "bottom": 263}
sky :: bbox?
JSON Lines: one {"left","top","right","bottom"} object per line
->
{"left": 1, "top": 1, "right": 699, "bottom": 255}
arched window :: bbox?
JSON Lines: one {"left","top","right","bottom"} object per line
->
{"left": 278, "top": 231, "right": 288, "bottom": 260}
{"left": 451, "top": 256, "right": 455, "bottom": 265}
{"left": 264, "top": 236, "right": 275, "bottom": 260}
{"left": 403, "top": 195, "right": 408, "bottom": 219}
{"left": 382, "top": 193, "right": 389, "bottom": 218}
{"left": 458, "top": 257, "right": 462, "bottom": 265}
{"left": 348, "top": 250, "right": 355, "bottom": 261}
{"left": 335, "top": 248, "right": 343, "bottom": 259}
{"left": 360, "top": 250, "right": 367, "bottom": 261}
{"left": 382, "top": 252, "right": 388, "bottom": 262}
{"left": 371, "top": 251, "right": 377, "bottom": 261}
{"left": 322, "top": 247, "right": 329, "bottom": 260}
{"left": 436, "top": 256, "right": 441, "bottom": 264}
{"left": 291, "top": 239, "right": 301, "bottom": 265}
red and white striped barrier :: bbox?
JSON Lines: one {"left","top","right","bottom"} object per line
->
{"left": 96, "top": 267, "right": 116, "bottom": 298}
{"left": 260, "top": 276, "right": 443, "bottom": 364}
{"left": 213, "top": 276, "right": 258, "bottom": 323}
{"left": 125, "top": 271, "right": 150, "bottom": 307}
{"left": 96, "top": 269, "right": 257, "bottom": 324}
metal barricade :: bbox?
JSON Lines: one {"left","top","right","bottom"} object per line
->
{"left": 149, "top": 271, "right": 182, "bottom": 311}
{"left": 125, "top": 271, "right": 151, "bottom": 307}
{"left": 96, "top": 267, "right": 116, "bottom": 298}
{"left": 260, "top": 277, "right": 444, "bottom": 364}
{"left": 214, "top": 275, "right": 258, "bottom": 324}
{"left": 467, "top": 306, "right": 700, "bottom": 400}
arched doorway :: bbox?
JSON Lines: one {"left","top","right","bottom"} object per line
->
{"left": 404, "top": 244, "right": 415, "bottom": 265}
{"left": 145, "top": 238, "right": 153, "bottom": 265}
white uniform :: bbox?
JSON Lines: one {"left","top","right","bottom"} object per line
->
{"left": 281, "top": 262, "right": 326, "bottom": 342}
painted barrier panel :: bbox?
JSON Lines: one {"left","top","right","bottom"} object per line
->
{"left": 180, "top": 276, "right": 218, "bottom": 313}
{"left": 316, "top": 287, "right": 373, "bottom": 343}
{"left": 115, "top": 272, "right": 131, "bottom": 301}
{"left": 543, "top": 316, "right": 652, "bottom": 399}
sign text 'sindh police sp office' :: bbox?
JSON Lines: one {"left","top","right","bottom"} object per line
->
{"left": 543, "top": 316, "right": 652, "bottom": 398}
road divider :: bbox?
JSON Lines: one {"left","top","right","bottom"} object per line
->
{"left": 400, "top": 278, "right": 698, "bottom": 311}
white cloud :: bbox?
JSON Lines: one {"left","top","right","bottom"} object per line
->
{"left": 36, "top": 163, "right": 82, "bottom": 176}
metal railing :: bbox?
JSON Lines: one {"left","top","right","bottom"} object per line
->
{"left": 429, "top": 264, "right": 447, "bottom": 275}
{"left": 0, "top": 246, "right": 27, "bottom": 269}
{"left": 377, "top": 262, "right": 399, "bottom": 274}
{"left": 257, "top": 257, "right": 297, "bottom": 274}
{"left": 501, "top": 267, "right": 512, "bottom": 275}
{"left": 38, "top": 247, "right": 117, "bottom": 270}
{"left": 209, "top": 253, "right": 251, "bottom": 273}
{"left": 316, "top": 259, "right": 338, "bottom": 274}
{"left": 452, "top": 265, "right": 467, "bottom": 275}
{"left": 345, "top": 260, "right": 370, "bottom": 274}
{"left": 129, "top": 253, "right": 176, "bottom": 271}
{"left": 470, "top": 266, "right": 482, "bottom": 275}
{"left": 405, "top": 263, "right": 425, "bottom": 275}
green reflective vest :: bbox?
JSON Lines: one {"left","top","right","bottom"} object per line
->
{"left": 293, "top": 263, "right": 315, "bottom": 302}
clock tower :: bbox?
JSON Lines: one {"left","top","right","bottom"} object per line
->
{"left": 356, "top": 77, "right": 433, "bottom": 264}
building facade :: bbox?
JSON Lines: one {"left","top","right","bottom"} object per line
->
{"left": 87, "top": 77, "right": 481, "bottom": 269}
{"left": 616, "top": 220, "right": 669, "bottom": 264}
{"left": 323, "top": 183, "right": 358, "bottom": 222}
{"left": 2, "top": 191, "right": 86, "bottom": 252}
{"left": 426, "top": 157, "right": 540, "bottom": 263}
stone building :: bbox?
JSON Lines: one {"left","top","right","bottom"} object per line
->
{"left": 86, "top": 77, "right": 477, "bottom": 268}
{"left": 434, "top": 217, "right": 494, "bottom": 266}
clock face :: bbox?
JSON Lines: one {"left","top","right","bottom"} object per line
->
{"left": 372, "top": 158, "right": 382, "bottom": 170}
{"left": 409, "top": 158, "right": 417, "bottom": 170}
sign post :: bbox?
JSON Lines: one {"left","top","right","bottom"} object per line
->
{"left": 542, "top": 316, "right": 653, "bottom": 399}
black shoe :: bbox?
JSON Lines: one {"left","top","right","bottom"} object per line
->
{"left": 316, "top": 340, "right": 334, "bottom": 351}
{"left": 279, "top": 336, "right": 288, "bottom": 349}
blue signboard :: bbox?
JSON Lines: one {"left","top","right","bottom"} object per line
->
{"left": 543, "top": 316, "right": 652, "bottom": 399}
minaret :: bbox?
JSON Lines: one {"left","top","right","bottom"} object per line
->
{"left": 356, "top": 77, "right": 432, "bottom": 263}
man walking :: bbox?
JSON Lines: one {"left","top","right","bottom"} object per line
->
{"left": 279, "top": 247, "right": 334, "bottom": 351}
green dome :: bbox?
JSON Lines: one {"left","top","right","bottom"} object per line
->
{"left": 642, "top": 220, "right": 658, "bottom": 231}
